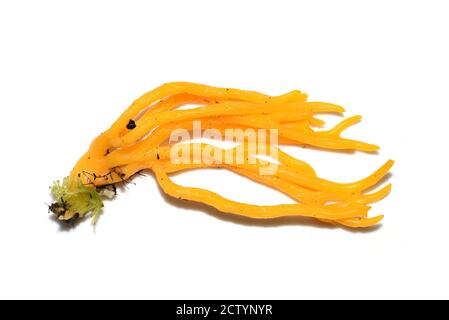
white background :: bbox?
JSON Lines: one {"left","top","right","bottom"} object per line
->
{"left": 0, "top": 0, "right": 448, "bottom": 299}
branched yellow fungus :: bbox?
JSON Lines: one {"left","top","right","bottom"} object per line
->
{"left": 49, "top": 82, "right": 393, "bottom": 228}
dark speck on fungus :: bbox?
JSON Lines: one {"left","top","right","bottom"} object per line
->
{"left": 127, "top": 119, "right": 137, "bottom": 130}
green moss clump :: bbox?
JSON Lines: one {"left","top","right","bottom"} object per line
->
{"left": 50, "top": 177, "right": 104, "bottom": 224}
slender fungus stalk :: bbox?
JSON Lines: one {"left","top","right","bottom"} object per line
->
{"left": 49, "top": 82, "right": 393, "bottom": 228}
